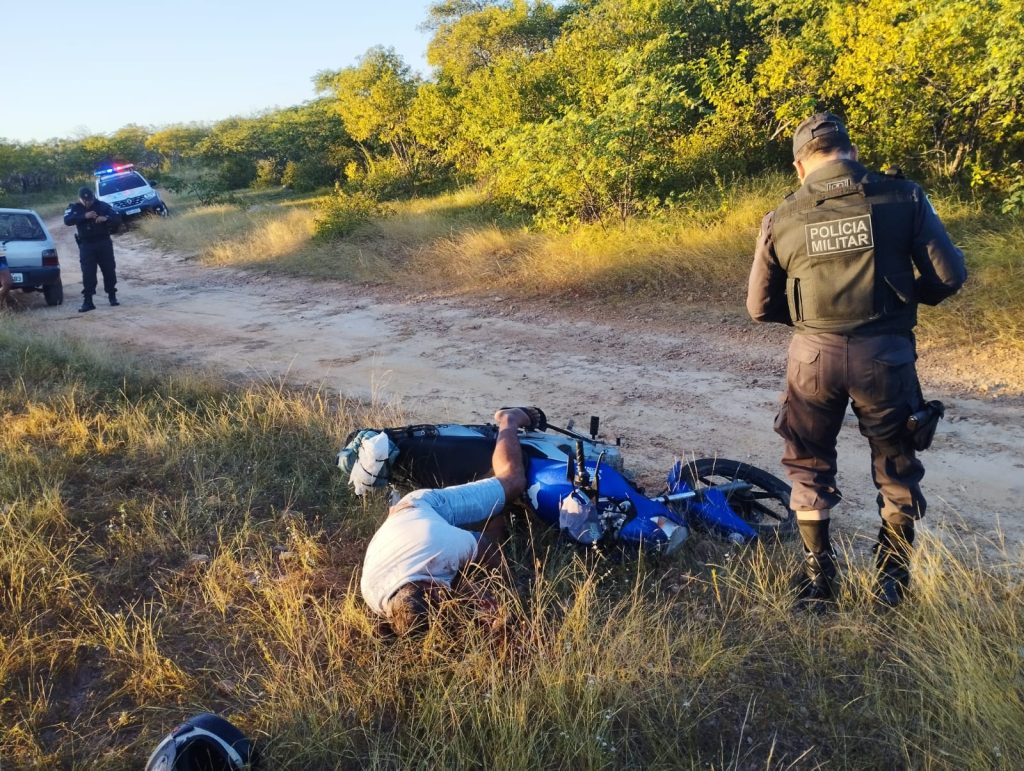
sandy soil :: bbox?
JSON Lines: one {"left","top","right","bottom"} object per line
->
{"left": 12, "top": 217, "right": 1024, "bottom": 551}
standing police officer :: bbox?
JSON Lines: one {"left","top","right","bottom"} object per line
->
{"left": 64, "top": 186, "right": 122, "bottom": 313}
{"left": 747, "top": 113, "right": 967, "bottom": 610}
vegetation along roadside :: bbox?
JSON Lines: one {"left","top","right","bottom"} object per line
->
{"left": 138, "top": 180, "right": 1024, "bottom": 361}
{"left": 5, "top": 0, "right": 1022, "bottom": 360}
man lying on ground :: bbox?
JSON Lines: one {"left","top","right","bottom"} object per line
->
{"left": 359, "top": 407, "right": 534, "bottom": 636}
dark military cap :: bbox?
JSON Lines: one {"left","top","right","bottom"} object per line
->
{"left": 792, "top": 112, "right": 850, "bottom": 159}
{"left": 78, "top": 186, "right": 95, "bottom": 200}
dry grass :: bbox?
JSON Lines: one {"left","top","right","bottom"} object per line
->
{"left": 361, "top": 180, "right": 783, "bottom": 300}
{"left": 2, "top": 323, "right": 1023, "bottom": 769}
{"left": 137, "top": 180, "right": 784, "bottom": 299}
{"left": 916, "top": 218, "right": 1024, "bottom": 350}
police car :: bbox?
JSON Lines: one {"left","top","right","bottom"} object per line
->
{"left": 0, "top": 208, "right": 63, "bottom": 305}
{"left": 95, "top": 164, "right": 168, "bottom": 218}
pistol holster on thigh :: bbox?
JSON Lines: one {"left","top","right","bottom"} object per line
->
{"left": 905, "top": 400, "right": 944, "bottom": 451}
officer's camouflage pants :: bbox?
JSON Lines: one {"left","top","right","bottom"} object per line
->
{"left": 774, "top": 332, "right": 925, "bottom": 526}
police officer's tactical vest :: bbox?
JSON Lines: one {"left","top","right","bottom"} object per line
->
{"left": 771, "top": 161, "right": 922, "bottom": 335}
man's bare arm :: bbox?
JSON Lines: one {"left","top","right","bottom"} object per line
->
{"left": 491, "top": 408, "right": 530, "bottom": 502}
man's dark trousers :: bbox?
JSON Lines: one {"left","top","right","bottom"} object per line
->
{"left": 80, "top": 238, "right": 117, "bottom": 300}
{"left": 774, "top": 332, "right": 925, "bottom": 526}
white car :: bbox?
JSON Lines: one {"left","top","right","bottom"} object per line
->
{"left": 95, "top": 164, "right": 168, "bottom": 218}
{"left": 0, "top": 208, "right": 63, "bottom": 305}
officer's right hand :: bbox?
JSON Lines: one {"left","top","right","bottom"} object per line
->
{"left": 85, "top": 211, "right": 98, "bottom": 220}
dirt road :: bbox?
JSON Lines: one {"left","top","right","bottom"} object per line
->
{"left": 15, "top": 216, "right": 1024, "bottom": 549}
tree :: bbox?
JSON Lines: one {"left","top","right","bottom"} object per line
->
{"left": 315, "top": 47, "right": 421, "bottom": 178}
{"left": 428, "top": 0, "right": 760, "bottom": 223}
{"left": 146, "top": 125, "right": 210, "bottom": 170}
{"left": 413, "top": 0, "right": 569, "bottom": 176}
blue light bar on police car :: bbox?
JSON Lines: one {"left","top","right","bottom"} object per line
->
{"left": 94, "top": 163, "right": 135, "bottom": 176}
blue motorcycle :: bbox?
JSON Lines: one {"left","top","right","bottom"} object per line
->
{"left": 339, "top": 412, "right": 795, "bottom": 554}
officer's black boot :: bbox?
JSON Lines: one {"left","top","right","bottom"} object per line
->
{"left": 78, "top": 295, "right": 96, "bottom": 313}
{"left": 108, "top": 293, "right": 119, "bottom": 307}
{"left": 874, "top": 522, "right": 914, "bottom": 608}
{"left": 792, "top": 518, "right": 839, "bottom": 613}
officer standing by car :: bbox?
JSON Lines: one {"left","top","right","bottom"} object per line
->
{"left": 746, "top": 112, "right": 967, "bottom": 610}
{"left": 64, "top": 186, "right": 122, "bottom": 312}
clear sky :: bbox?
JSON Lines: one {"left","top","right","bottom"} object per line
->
{"left": 6, "top": 0, "right": 435, "bottom": 143}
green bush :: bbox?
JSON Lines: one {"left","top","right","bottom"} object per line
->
{"left": 347, "top": 155, "right": 413, "bottom": 200}
{"left": 161, "top": 171, "right": 236, "bottom": 206}
{"left": 217, "top": 157, "right": 257, "bottom": 189}
{"left": 281, "top": 157, "right": 336, "bottom": 193}
{"left": 1000, "top": 164, "right": 1024, "bottom": 214}
{"left": 313, "top": 187, "right": 391, "bottom": 239}
{"left": 253, "top": 159, "right": 282, "bottom": 189}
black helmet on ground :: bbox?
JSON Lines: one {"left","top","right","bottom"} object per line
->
{"left": 145, "top": 713, "right": 255, "bottom": 771}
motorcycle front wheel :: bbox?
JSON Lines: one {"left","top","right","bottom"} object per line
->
{"left": 682, "top": 458, "right": 796, "bottom": 540}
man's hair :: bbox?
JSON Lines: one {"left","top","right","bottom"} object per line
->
{"left": 792, "top": 112, "right": 853, "bottom": 163}
{"left": 794, "top": 133, "right": 854, "bottom": 163}
{"left": 387, "top": 583, "right": 431, "bottom": 637}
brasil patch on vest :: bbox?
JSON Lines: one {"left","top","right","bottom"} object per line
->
{"left": 805, "top": 214, "right": 874, "bottom": 256}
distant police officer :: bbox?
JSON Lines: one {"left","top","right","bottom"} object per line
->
{"left": 64, "top": 186, "right": 122, "bottom": 312}
{"left": 747, "top": 113, "right": 967, "bottom": 610}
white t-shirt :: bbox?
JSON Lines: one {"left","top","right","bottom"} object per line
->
{"left": 360, "top": 478, "right": 505, "bottom": 615}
